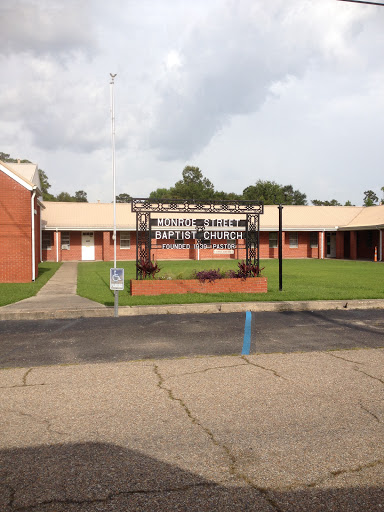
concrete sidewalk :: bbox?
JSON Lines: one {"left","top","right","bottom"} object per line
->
{"left": 1, "top": 348, "right": 383, "bottom": 511}
{"left": 1, "top": 262, "right": 107, "bottom": 319}
{"left": 1, "top": 261, "right": 384, "bottom": 320}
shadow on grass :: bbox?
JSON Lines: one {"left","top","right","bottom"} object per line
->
{"left": 1, "top": 442, "right": 382, "bottom": 511}
{"left": 37, "top": 266, "right": 54, "bottom": 278}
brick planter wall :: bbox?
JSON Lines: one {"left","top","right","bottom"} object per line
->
{"left": 130, "top": 277, "right": 267, "bottom": 296}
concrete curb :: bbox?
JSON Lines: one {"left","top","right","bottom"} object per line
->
{"left": 1, "top": 298, "right": 383, "bottom": 321}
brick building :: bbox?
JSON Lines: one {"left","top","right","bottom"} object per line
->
{"left": 40, "top": 201, "right": 384, "bottom": 265}
{"left": 0, "top": 161, "right": 42, "bottom": 283}
{"left": 1, "top": 158, "right": 383, "bottom": 283}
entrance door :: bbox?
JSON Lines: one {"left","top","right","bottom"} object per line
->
{"left": 82, "top": 232, "right": 95, "bottom": 260}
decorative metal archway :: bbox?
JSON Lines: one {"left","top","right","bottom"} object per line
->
{"left": 131, "top": 199, "right": 264, "bottom": 279}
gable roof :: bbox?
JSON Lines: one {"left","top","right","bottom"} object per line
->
{"left": 340, "top": 204, "right": 384, "bottom": 230}
{"left": 0, "top": 160, "right": 41, "bottom": 193}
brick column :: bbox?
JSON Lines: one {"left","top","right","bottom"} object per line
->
{"left": 103, "top": 231, "right": 110, "bottom": 261}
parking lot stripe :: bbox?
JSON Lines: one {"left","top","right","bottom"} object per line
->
{"left": 241, "top": 311, "right": 252, "bottom": 355}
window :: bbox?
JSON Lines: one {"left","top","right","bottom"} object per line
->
{"left": 61, "top": 232, "right": 70, "bottom": 250}
{"left": 120, "top": 232, "right": 131, "bottom": 249}
{"left": 42, "top": 232, "right": 52, "bottom": 250}
{"left": 289, "top": 232, "right": 298, "bottom": 248}
{"left": 310, "top": 232, "right": 318, "bottom": 248}
{"left": 269, "top": 232, "right": 278, "bottom": 248}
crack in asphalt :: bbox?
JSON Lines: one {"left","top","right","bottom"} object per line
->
{"left": 306, "top": 459, "right": 384, "bottom": 489}
{"left": 152, "top": 363, "right": 284, "bottom": 512}
{"left": 359, "top": 401, "right": 381, "bottom": 423}
{"left": 356, "top": 368, "right": 384, "bottom": 386}
{"left": 4, "top": 408, "right": 68, "bottom": 436}
{"left": 176, "top": 362, "right": 247, "bottom": 376}
{"left": 326, "top": 352, "right": 364, "bottom": 365}
{"left": 241, "top": 356, "right": 288, "bottom": 380}
{"left": 9, "top": 482, "right": 219, "bottom": 511}
{"left": 22, "top": 368, "right": 33, "bottom": 386}
{"left": 0, "top": 368, "right": 46, "bottom": 390}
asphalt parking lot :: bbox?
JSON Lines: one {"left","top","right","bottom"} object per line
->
{"left": 0, "top": 309, "right": 383, "bottom": 368}
{"left": 1, "top": 309, "right": 383, "bottom": 511}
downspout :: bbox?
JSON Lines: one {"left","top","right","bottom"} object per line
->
{"left": 56, "top": 228, "right": 59, "bottom": 263}
{"left": 31, "top": 188, "right": 36, "bottom": 281}
{"left": 40, "top": 217, "right": 42, "bottom": 262}
{"left": 379, "top": 228, "right": 383, "bottom": 262}
{"left": 320, "top": 230, "right": 324, "bottom": 260}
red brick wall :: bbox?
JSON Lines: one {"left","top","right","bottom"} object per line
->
{"left": 41, "top": 230, "right": 326, "bottom": 262}
{"left": 42, "top": 230, "right": 138, "bottom": 262}
{"left": 131, "top": 276, "right": 268, "bottom": 296}
{"left": 0, "top": 171, "right": 34, "bottom": 282}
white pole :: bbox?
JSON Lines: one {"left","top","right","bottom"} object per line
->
{"left": 110, "top": 73, "right": 117, "bottom": 269}
{"left": 110, "top": 73, "right": 118, "bottom": 316}
{"left": 56, "top": 228, "right": 59, "bottom": 263}
{"left": 31, "top": 188, "right": 36, "bottom": 281}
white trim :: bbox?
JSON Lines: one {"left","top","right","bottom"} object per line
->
{"left": 380, "top": 230, "right": 383, "bottom": 262}
{"left": 31, "top": 188, "right": 36, "bottom": 281}
{"left": 0, "top": 162, "right": 34, "bottom": 191}
{"left": 56, "top": 229, "right": 59, "bottom": 263}
{"left": 40, "top": 216, "right": 43, "bottom": 262}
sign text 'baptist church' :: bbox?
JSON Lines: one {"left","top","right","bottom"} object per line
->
{"left": 151, "top": 218, "right": 247, "bottom": 250}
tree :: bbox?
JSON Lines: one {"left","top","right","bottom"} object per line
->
{"left": 363, "top": 190, "right": 378, "bottom": 207}
{"left": 344, "top": 200, "right": 354, "bottom": 206}
{"left": 38, "top": 169, "right": 56, "bottom": 201}
{"left": 311, "top": 199, "right": 341, "bottom": 206}
{"left": 116, "top": 193, "right": 132, "bottom": 203}
{"left": 74, "top": 190, "right": 88, "bottom": 202}
{"left": 171, "top": 166, "right": 215, "bottom": 200}
{"left": 0, "top": 152, "right": 15, "bottom": 162}
{"left": 213, "top": 190, "right": 241, "bottom": 201}
{"left": 282, "top": 185, "right": 307, "bottom": 205}
{"left": 381, "top": 186, "right": 384, "bottom": 205}
{"left": 148, "top": 188, "right": 173, "bottom": 200}
{"left": 56, "top": 192, "right": 74, "bottom": 202}
{"left": 242, "top": 180, "right": 307, "bottom": 205}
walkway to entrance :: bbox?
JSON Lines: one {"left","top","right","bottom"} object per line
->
{"left": 3, "top": 262, "right": 105, "bottom": 313}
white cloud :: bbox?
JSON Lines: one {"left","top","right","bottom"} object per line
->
{"left": 0, "top": 0, "right": 383, "bottom": 206}
{"left": 0, "top": 0, "right": 97, "bottom": 57}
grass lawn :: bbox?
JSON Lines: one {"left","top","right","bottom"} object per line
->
{"left": 0, "top": 262, "right": 62, "bottom": 307}
{"left": 77, "top": 259, "right": 384, "bottom": 307}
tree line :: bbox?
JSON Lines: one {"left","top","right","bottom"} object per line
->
{"left": 2, "top": 152, "right": 383, "bottom": 206}
{"left": 0, "top": 152, "right": 88, "bottom": 202}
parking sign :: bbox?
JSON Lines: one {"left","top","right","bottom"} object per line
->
{"left": 110, "top": 268, "right": 124, "bottom": 290}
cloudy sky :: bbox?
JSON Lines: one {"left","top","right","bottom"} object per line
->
{"left": 1, "top": 0, "right": 384, "bottom": 205}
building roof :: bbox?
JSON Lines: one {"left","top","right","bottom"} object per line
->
{"left": 42, "top": 202, "right": 136, "bottom": 230}
{"left": 0, "top": 160, "right": 41, "bottom": 192}
{"left": 41, "top": 201, "right": 384, "bottom": 231}
{"left": 340, "top": 204, "right": 384, "bottom": 230}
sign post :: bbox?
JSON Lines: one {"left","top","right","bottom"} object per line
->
{"left": 278, "top": 204, "right": 283, "bottom": 291}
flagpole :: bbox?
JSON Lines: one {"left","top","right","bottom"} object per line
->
{"left": 110, "top": 73, "right": 118, "bottom": 317}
